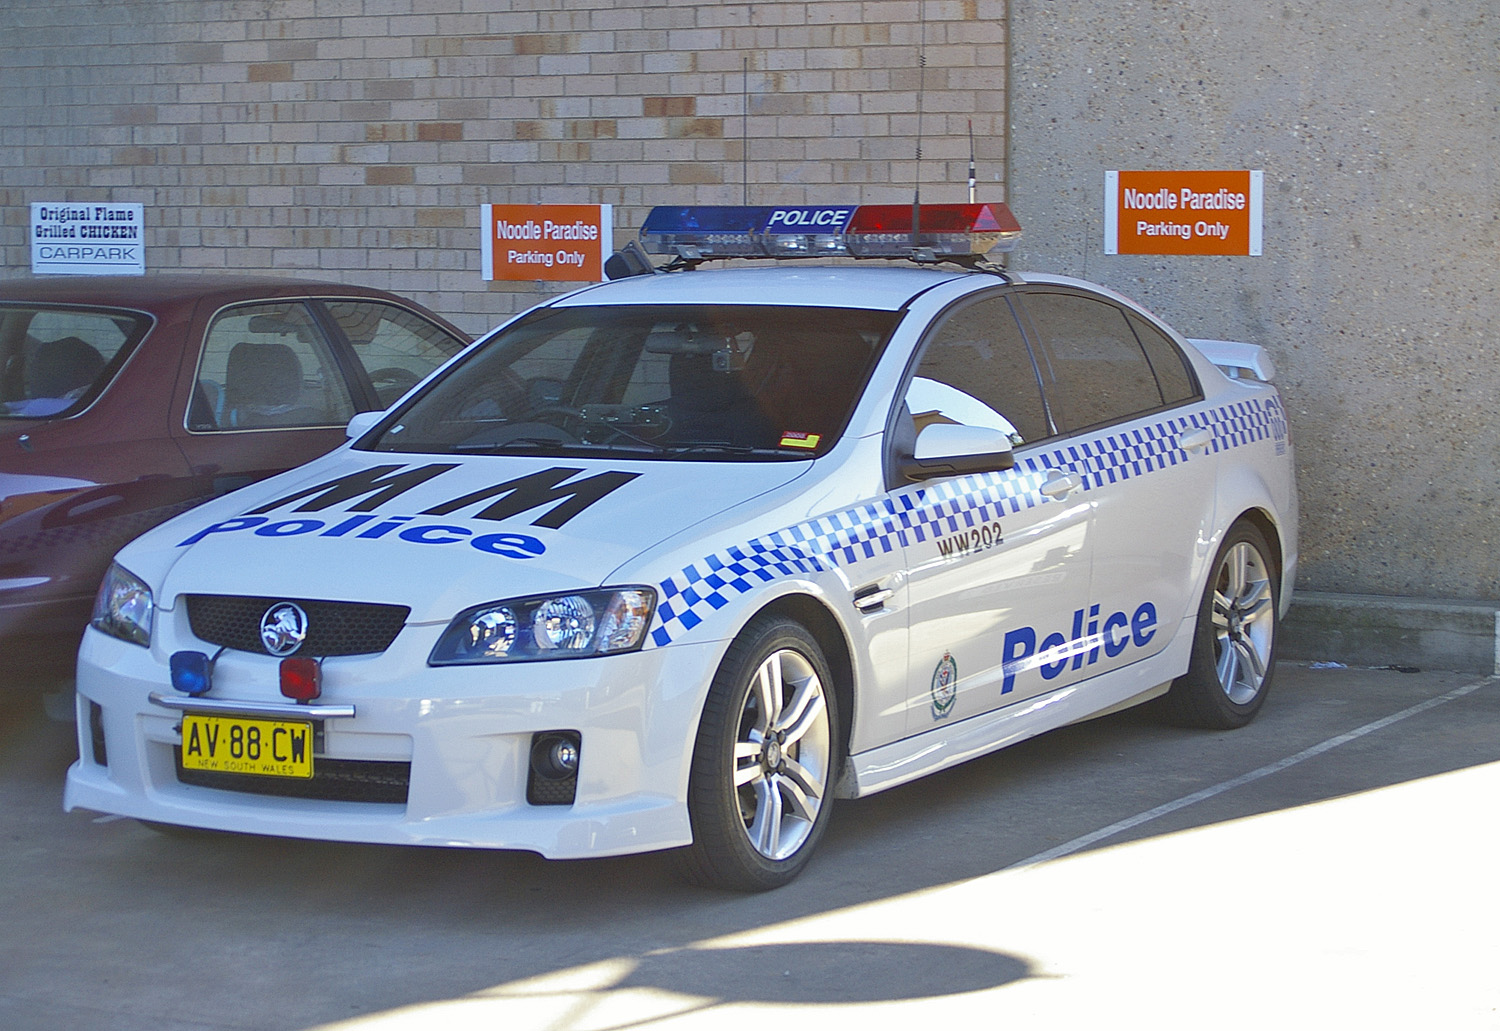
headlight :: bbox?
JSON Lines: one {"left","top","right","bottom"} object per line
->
{"left": 429, "top": 587, "right": 656, "bottom": 665}
{"left": 90, "top": 562, "right": 154, "bottom": 647}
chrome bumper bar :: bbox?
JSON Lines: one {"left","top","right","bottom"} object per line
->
{"left": 148, "top": 692, "right": 356, "bottom": 719}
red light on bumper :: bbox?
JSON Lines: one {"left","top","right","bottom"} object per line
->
{"left": 279, "top": 657, "right": 322, "bottom": 702}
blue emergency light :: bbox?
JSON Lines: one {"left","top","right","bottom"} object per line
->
{"left": 638, "top": 202, "right": 1021, "bottom": 261}
{"left": 638, "top": 206, "right": 770, "bottom": 259}
{"left": 170, "top": 650, "right": 214, "bottom": 696}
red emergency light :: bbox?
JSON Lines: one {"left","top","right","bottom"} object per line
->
{"left": 844, "top": 203, "right": 1022, "bottom": 257}
{"left": 279, "top": 657, "right": 322, "bottom": 702}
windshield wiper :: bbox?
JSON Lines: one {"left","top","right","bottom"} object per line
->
{"left": 450, "top": 437, "right": 675, "bottom": 455}
{"left": 451, "top": 437, "right": 576, "bottom": 452}
{"left": 661, "top": 444, "right": 804, "bottom": 458}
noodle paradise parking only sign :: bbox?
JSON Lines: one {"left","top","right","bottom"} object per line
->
{"left": 1105, "top": 171, "right": 1263, "bottom": 256}
{"left": 482, "top": 204, "right": 612, "bottom": 282}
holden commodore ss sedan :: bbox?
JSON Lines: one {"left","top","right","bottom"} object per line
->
{"left": 0, "top": 275, "right": 468, "bottom": 681}
{"left": 65, "top": 205, "right": 1297, "bottom": 890}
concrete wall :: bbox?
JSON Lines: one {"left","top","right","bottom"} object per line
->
{"left": 1007, "top": 0, "right": 1499, "bottom": 601}
{"left": 0, "top": 0, "right": 1007, "bottom": 336}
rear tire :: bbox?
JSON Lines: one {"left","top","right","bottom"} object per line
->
{"left": 673, "top": 617, "right": 840, "bottom": 891}
{"left": 1161, "top": 521, "right": 1280, "bottom": 729}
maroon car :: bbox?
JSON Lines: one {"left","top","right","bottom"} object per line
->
{"left": 0, "top": 274, "right": 469, "bottom": 682}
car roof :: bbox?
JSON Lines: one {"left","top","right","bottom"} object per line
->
{"left": 551, "top": 264, "right": 979, "bottom": 311}
{"left": 0, "top": 273, "right": 407, "bottom": 312}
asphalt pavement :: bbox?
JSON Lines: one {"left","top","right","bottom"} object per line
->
{"left": 3, "top": 661, "right": 1498, "bottom": 1030}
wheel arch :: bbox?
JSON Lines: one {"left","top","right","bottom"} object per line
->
{"left": 746, "top": 592, "right": 856, "bottom": 770}
{"left": 1235, "top": 506, "right": 1284, "bottom": 583}
{"left": 1211, "top": 453, "right": 1297, "bottom": 615}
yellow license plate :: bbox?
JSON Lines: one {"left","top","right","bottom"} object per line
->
{"left": 180, "top": 714, "right": 314, "bottom": 779}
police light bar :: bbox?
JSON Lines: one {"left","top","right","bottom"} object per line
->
{"left": 638, "top": 202, "right": 1021, "bottom": 261}
{"left": 638, "top": 206, "right": 769, "bottom": 259}
{"left": 845, "top": 203, "right": 1022, "bottom": 258}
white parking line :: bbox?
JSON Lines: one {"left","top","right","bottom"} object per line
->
{"left": 1009, "top": 676, "right": 1496, "bottom": 868}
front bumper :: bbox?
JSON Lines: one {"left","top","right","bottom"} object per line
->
{"left": 64, "top": 617, "right": 723, "bottom": 859}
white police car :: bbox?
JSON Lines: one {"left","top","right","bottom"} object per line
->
{"left": 65, "top": 203, "right": 1298, "bottom": 890}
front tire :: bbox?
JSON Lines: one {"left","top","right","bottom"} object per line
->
{"left": 675, "top": 617, "right": 840, "bottom": 891}
{"left": 1161, "top": 521, "right": 1280, "bottom": 729}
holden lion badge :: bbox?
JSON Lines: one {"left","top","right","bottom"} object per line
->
{"left": 930, "top": 652, "right": 958, "bottom": 720}
{"left": 260, "top": 602, "right": 309, "bottom": 657}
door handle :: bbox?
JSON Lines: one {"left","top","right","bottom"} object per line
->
{"left": 1179, "top": 427, "right": 1214, "bottom": 453}
{"left": 853, "top": 583, "right": 894, "bottom": 613}
{"left": 1040, "top": 470, "right": 1082, "bottom": 499}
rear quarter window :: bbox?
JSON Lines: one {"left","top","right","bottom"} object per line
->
{"left": 1126, "top": 311, "right": 1200, "bottom": 406}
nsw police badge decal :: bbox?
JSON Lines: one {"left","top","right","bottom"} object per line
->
{"left": 930, "top": 652, "right": 958, "bottom": 720}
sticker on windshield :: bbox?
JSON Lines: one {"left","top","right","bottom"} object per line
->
{"left": 778, "top": 432, "right": 821, "bottom": 450}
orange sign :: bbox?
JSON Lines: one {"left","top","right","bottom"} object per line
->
{"left": 482, "top": 204, "right": 613, "bottom": 282}
{"left": 1105, "top": 171, "right": 1262, "bottom": 256}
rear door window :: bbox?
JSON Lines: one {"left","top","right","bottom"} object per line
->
{"left": 1018, "top": 291, "right": 1169, "bottom": 434}
{"left": 0, "top": 306, "right": 150, "bottom": 419}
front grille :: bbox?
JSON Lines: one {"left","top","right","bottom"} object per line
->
{"left": 184, "top": 595, "right": 410, "bottom": 656}
{"left": 174, "top": 749, "right": 410, "bottom": 804}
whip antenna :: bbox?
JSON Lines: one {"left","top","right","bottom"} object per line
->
{"left": 968, "top": 119, "right": 976, "bottom": 203}
{"left": 912, "top": 0, "right": 927, "bottom": 246}
{"left": 742, "top": 57, "right": 750, "bottom": 205}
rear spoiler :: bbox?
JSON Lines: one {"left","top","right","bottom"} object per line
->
{"left": 1189, "top": 339, "right": 1275, "bottom": 383}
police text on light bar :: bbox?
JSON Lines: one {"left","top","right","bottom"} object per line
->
{"left": 638, "top": 203, "right": 1022, "bottom": 261}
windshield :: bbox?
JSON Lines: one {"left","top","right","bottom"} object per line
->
{"left": 0, "top": 304, "right": 152, "bottom": 419}
{"left": 365, "top": 303, "right": 897, "bottom": 460}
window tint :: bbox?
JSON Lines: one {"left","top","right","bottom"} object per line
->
{"left": 901, "top": 297, "right": 1049, "bottom": 445}
{"left": 0, "top": 306, "right": 149, "bottom": 419}
{"left": 370, "top": 304, "right": 893, "bottom": 459}
{"left": 1021, "top": 292, "right": 1164, "bottom": 432}
{"left": 192, "top": 302, "right": 355, "bottom": 431}
{"left": 1126, "top": 311, "right": 1199, "bottom": 406}
{"left": 325, "top": 301, "right": 465, "bottom": 408}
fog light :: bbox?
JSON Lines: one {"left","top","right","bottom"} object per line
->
{"left": 279, "top": 657, "right": 322, "bottom": 702}
{"left": 527, "top": 731, "right": 581, "bottom": 806}
{"left": 170, "top": 651, "right": 213, "bottom": 696}
{"left": 533, "top": 733, "right": 580, "bottom": 779}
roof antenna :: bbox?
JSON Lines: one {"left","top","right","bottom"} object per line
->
{"left": 742, "top": 57, "right": 750, "bottom": 205}
{"left": 968, "top": 119, "right": 976, "bottom": 203}
{"left": 912, "top": 0, "right": 927, "bottom": 248}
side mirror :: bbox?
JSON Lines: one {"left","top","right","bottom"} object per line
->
{"left": 345, "top": 410, "right": 385, "bottom": 440}
{"left": 900, "top": 423, "right": 1015, "bottom": 481}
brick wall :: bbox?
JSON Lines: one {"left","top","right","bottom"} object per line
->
{"left": 0, "top": 0, "right": 1008, "bottom": 335}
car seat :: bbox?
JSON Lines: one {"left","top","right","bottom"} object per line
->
{"left": 223, "top": 341, "right": 316, "bottom": 428}
{"left": 665, "top": 350, "right": 773, "bottom": 447}
{"left": 26, "top": 336, "right": 106, "bottom": 400}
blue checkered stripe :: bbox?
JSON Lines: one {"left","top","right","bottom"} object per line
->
{"left": 1212, "top": 395, "right": 1288, "bottom": 452}
{"left": 649, "top": 396, "right": 1283, "bottom": 646}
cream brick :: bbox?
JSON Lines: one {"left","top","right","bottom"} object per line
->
{"left": 588, "top": 7, "right": 645, "bottom": 31}
{"left": 3, "top": 0, "right": 1010, "bottom": 317}
{"left": 642, "top": 7, "right": 699, "bottom": 31}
